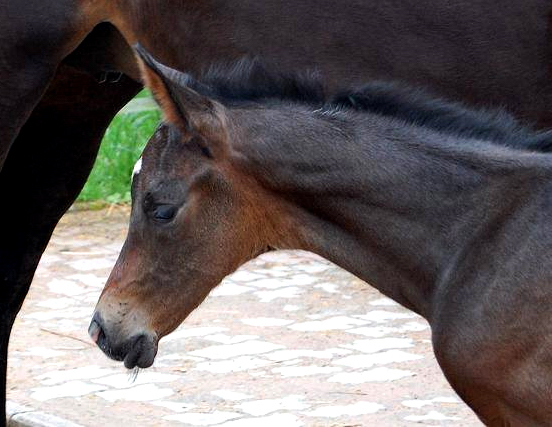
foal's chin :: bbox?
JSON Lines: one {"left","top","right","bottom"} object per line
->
{"left": 120, "top": 333, "right": 159, "bottom": 369}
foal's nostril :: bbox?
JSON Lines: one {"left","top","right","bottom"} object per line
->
{"left": 88, "top": 319, "right": 102, "bottom": 343}
{"left": 88, "top": 312, "right": 107, "bottom": 347}
{"left": 89, "top": 313, "right": 111, "bottom": 356}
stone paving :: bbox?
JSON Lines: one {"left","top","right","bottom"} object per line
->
{"left": 7, "top": 207, "right": 481, "bottom": 426}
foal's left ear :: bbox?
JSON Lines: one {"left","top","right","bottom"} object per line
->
{"left": 134, "top": 44, "right": 226, "bottom": 136}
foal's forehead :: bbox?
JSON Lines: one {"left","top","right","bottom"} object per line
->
{"left": 149, "top": 123, "right": 181, "bottom": 152}
{"left": 137, "top": 122, "right": 210, "bottom": 183}
{"left": 143, "top": 124, "right": 184, "bottom": 167}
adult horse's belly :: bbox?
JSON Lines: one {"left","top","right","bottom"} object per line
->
{"left": 107, "top": 0, "right": 552, "bottom": 129}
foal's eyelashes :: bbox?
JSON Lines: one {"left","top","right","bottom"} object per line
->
{"left": 151, "top": 204, "right": 179, "bottom": 223}
{"left": 142, "top": 194, "right": 180, "bottom": 223}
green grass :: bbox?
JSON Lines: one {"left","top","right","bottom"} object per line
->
{"left": 135, "top": 88, "right": 152, "bottom": 98}
{"left": 77, "top": 104, "right": 161, "bottom": 204}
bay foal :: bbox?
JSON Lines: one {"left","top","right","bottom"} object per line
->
{"left": 91, "top": 48, "right": 552, "bottom": 425}
{"left": 4, "top": 1, "right": 552, "bottom": 423}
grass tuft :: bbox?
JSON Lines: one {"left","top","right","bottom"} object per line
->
{"left": 77, "top": 106, "right": 161, "bottom": 203}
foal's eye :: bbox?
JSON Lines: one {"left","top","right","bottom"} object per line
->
{"left": 152, "top": 205, "right": 178, "bottom": 223}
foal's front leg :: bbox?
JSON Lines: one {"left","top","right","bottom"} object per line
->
{"left": 0, "top": 64, "right": 140, "bottom": 426}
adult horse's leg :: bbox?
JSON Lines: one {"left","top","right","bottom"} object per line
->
{"left": 0, "top": 64, "right": 140, "bottom": 425}
{"left": 0, "top": 0, "right": 109, "bottom": 170}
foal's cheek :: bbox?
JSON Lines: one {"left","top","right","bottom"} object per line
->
{"left": 148, "top": 272, "right": 220, "bottom": 338}
{"left": 151, "top": 312, "right": 184, "bottom": 339}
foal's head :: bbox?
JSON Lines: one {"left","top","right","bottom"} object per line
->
{"left": 89, "top": 47, "right": 303, "bottom": 368}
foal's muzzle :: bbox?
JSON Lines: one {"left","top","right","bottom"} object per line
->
{"left": 88, "top": 312, "right": 158, "bottom": 369}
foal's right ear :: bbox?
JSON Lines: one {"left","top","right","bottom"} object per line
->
{"left": 134, "top": 44, "right": 225, "bottom": 135}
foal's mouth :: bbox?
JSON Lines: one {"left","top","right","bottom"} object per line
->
{"left": 88, "top": 314, "right": 159, "bottom": 369}
{"left": 121, "top": 334, "right": 159, "bottom": 369}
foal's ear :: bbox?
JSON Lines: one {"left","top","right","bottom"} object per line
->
{"left": 134, "top": 44, "right": 226, "bottom": 135}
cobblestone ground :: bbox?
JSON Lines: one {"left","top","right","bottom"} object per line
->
{"left": 7, "top": 207, "right": 481, "bottom": 426}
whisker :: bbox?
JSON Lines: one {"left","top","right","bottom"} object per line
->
{"left": 128, "top": 366, "right": 140, "bottom": 383}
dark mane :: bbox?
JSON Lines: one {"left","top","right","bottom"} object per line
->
{"left": 184, "top": 59, "right": 552, "bottom": 152}
{"left": 332, "top": 83, "right": 552, "bottom": 152}
{"left": 187, "top": 58, "right": 326, "bottom": 106}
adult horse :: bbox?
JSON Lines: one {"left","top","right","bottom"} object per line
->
{"left": 91, "top": 47, "right": 552, "bottom": 425}
{"left": 1, "top": 0, "right": 552, "bottom": 424}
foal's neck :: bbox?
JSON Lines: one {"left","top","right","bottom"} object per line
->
{"left": 233, "top": 107, "right": 549, "bottom": 318}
